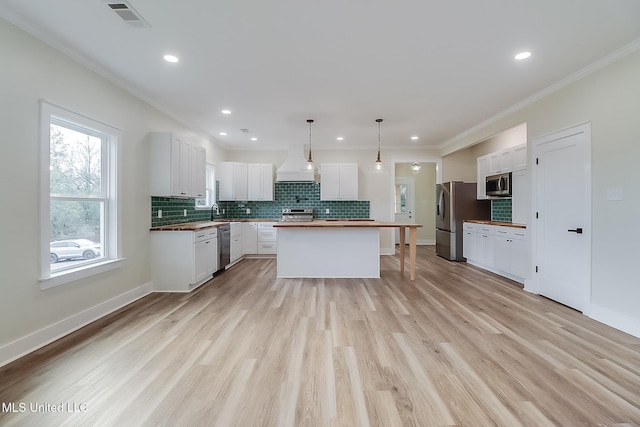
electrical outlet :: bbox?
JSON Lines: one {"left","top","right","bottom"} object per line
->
{"left": 183, "top": 209, "right": 187, "bottom": 217}
{"left": 607, "top": 188, "right": 623, "bottom": 201}
{"left": 157, "top": 209, "right": 162, "bottom": 218}
{"left": 222, "top": 209, "right": 225, "bottom": 214}
{"left": 325, "top": 208, "right": 330, "bottom": 214}
{"left": 246, "top": 208, "right": 251, "bottom": 214}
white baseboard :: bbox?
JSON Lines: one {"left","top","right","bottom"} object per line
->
{"left": 584, "top": 303, "right": 640, "bottom": 339}
{"left": 0, "top": 281, "right": 153, "bottom": 368}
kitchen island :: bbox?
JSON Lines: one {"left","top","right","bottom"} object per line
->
{"left": 274, "top": 220, "right": 423, "bottom": 280}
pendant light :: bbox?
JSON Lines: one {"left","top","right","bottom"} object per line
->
{"left": 411, "top": 162, "right": 422, "bottom": 173}
{"left": 370, "top": 118, "right": 389, "bottom": 174}
{"left": 305, "top": 119, "right": 314, "bottom": 171}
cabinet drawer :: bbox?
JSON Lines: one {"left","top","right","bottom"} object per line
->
{"left": 463, "top": 222, "right": 478, "bottom": 232}
{"left": 258, "top": 242, "right": 277, "bottom": 254}
{"left": 193, "top": 228, "right": 217, "bottom": 243}
{"left": 258, "top": 222, "right": 275, "bottom": 229}
{"left": 258, "top": 230, "right": 277, "bottom": 242}
{"left": 495, "top": 226, "right": 527, "bottom": 239}
{"left": 478, "top": 225, "right": 494, "bottom": 234}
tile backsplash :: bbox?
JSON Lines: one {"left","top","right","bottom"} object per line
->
{"left": 491, "top": 198, "right": 512, "bottom": 222}
{"left": 151, "top": 181, "right": 370, "bottom": 227}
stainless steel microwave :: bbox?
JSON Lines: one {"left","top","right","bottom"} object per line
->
{"left": 485, "top": 172, "right": 512, "bottom": 197}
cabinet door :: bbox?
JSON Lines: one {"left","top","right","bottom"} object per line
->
{"left": 178, "top": 139, "right": 191, "bottom": 197}
{"left": 233, "top": 163, "right": 248, "bottom": 201}
{"left": 320, "top": 164, "right": 341, "bottom": 200}
{"left": 169, "top": 135, "right": 183, "bottom": 196}
{"left": 463, "top": 231, "right": 477, "bottom": 261}
{"left": 191, "top": 145, "right": 206, "bottom": 198}
{"left": 478, "top": 233, "right": 495, "bottom": 267}
{"left": 511, "top": 169, "right": 529, "bottom": 225}
{"left": 510, "top": 237, "right": 529, "bottom": 279}
{"left": 512, "top": 144, "right": 527, "bottom": 171}
{"left": 339, "top": 164, "right": 358, "bottom": 200}
{"left": 247, "top": 164, "right": 262, "bottom": 201}
{"left": 477, "top": 156, "right": 490, "bottom": 199}
{"left": 194, "top": 239, "right": 209, "bottom": 284}
{"left": 219, "top": 162, "right": 248, "bottom": 201}
{"left": 261, "top": 164, "right": 274, "bottom": 201}
{"left": 488, "top": 153, "right": 501, "bottom": 174}
{"left": 500, "top": 149, "right": 513, "bottom": 172}
{"left": 242, "top": 222, "right": 258, "bottom": 254}
{"left": 493, "top": 234, "right": 511, "bottom": 273}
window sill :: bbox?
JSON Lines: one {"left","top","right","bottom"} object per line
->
{"left": 39, "top": 258, "right": 125, "bottom": 290}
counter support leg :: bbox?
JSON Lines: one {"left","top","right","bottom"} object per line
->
{"left": 409, "top": 227, "right": 417, "bottom": 281}
{"left": 399, "top": 226, "right": 406, "bottom": 274}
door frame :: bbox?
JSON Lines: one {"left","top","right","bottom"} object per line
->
{"left": 528, "top": 122, "right": 592, "bottom": 306}
{"left": 390, "top": 156, "right": 442, "bottom": 247}
{"left": 394, "top": 176, "right": 415, "bottom": 242}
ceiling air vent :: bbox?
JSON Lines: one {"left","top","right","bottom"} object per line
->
{"left": 240, "top": 129, "right": 250, "bottom": 133}
{"left": 105, "top": 1, "right": 150, "bottom": 28}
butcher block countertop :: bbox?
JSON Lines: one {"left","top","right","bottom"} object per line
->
{"left": 274, "top": 220, "right": 423, "bottom": 228}
{"left": 464, "top": 220, "right": 526, "bottom": 229}
{"left": 151, "top": 218, "right": 279, "bottom": 231}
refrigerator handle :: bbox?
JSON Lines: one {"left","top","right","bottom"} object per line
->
{"left": 438, "top": 191, "right": 444, "bottom": 219}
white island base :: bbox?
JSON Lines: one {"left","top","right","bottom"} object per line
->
{"left": 277, "top": 227, "right": 380, "bottom": 278}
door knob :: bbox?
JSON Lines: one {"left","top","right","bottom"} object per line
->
{"left": 567, "top": 228, "right": 583, "bottom": 234}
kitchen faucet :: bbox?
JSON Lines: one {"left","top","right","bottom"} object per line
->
{"left": 210, "top": 203, "right": 219, "bottom": 220}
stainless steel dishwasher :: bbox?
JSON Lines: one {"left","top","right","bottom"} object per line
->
{"left": 217, "top": 223, "right": 231, "bottom": 272}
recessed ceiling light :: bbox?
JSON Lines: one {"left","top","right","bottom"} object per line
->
{"left": 515, "top": 51, "right": 531, "bottom": 60}
{"left": 219, "top": 132, "right": 227, "bottom": 136}
{"left": 411, "top": 136, "right": 419, "bottom": 140}
{"left": 251, "top": 137, "right": 258, "bottom": 141}
{"left": 163, "top": 54, "right": 179, "bottom": 63}
{"left": 221, "top": 109, "right": 231, "bottom": 115}
{"left": 336, "top": 137, "right": 344, "bottom": 141}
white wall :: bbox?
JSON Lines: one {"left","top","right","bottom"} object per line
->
{"left": 440, "top": 47, "right": 640, "bottom": 336}
{"left": 0, "top": 18, "right": 225, "bottom": 361}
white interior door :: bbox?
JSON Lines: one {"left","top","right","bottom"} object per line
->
{"left": 395, "top": 177, "right": 415, "bottom": 242}
{"left": 533, "top": 123, "right": 591, "bottom": 311}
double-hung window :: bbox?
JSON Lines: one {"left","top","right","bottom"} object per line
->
{"left": 40, "top": 101, "right": 122, "bottom": 289}
{"left": 195, "top": 164, "right": 216, "bottom": 208}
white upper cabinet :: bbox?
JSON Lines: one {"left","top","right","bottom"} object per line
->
{"left": 320, "top": 163, "right": 358, "bottom": 201}
{"left": 512, "top": 143, "right": 527, "bottom": 171}
{"left": 149, "top": 132, "right": 206, "bottom": 198}
{"left": 476, "top": 155, "right": 490, "bottom": 200}
{"left": 477, "top": 143, "right": 527, "bottom": 199}
{"left": 489, "top": 149, "right": 513, "bottom": 174}
{"left": 248, "top": 164, "right": 274, "bottom": 201}
{"left": 219, "top": 162, "right": 248, "bottom": 201}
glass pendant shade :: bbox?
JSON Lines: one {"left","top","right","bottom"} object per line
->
{"left": 305, "top": 119, "right": 315, "bottom": 171}
{"left": 369, "top": 118, "right": 389, "bottom": 174}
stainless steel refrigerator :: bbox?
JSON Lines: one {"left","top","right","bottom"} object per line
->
{"left": 436, "top": 182, "right": 490, "bottom": 261}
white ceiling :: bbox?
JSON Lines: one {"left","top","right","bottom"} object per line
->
{"left": 2, "top": 0, "right": 640, "bottom": 151}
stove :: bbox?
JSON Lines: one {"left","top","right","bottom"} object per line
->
{"left": 281, "top": 208, "right": 313, "bottom": 222}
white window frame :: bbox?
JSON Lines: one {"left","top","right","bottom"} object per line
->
{"left": 39, "top": 100, "right": 123, "bottom": 289}
{"left": 195, "top": 163, "right": 217, "bottom": 208}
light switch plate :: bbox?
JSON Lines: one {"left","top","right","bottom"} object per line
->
{"left": 607, "top": 188, "right": 623, "bottom": 201}
{"left": 158, "top": 209, "right": 162, "bottom": 218}
{"left": 325, "top": 208, "right": 330, "bottom": 214}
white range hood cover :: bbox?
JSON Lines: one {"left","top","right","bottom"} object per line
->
{"left": 276, "top": 145, "right": 315, "bottom": 182}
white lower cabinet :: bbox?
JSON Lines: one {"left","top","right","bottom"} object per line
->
{"left": 463, "top": 222, "right": 529, "bottom": 284}
{"left": 477, "top": 225, "right": 495, "bottom": 268}
{"left": 462, "top": 222, "right": 478, "bottom": 261}
{"left": 230, "top": 222, "right": 243, "bottom": 265}
{"left": 258, "top": 222, "right": 277, "bottom": 254}
{"left": 151, "top": 228, "right": 218, "bottom": 292}
{"left": 242, "top": 222, "right": 258, "bottom": 255}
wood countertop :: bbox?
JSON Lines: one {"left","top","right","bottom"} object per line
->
{"left": 464, "top": 220, "right": 526, "bottom": 229}
{"left": 274, "top": 220, "right": 423, "bottom": 228}
{"left": 150, "top": 218, "right": 280, "bottom": 231}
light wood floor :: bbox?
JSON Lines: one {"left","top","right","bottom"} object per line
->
{"left": 2, "top": 246, "right": 640, "bottom": 426}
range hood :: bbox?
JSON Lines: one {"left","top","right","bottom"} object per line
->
{"left": 276, "top": 145, "right": 315, "bottom": 182}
